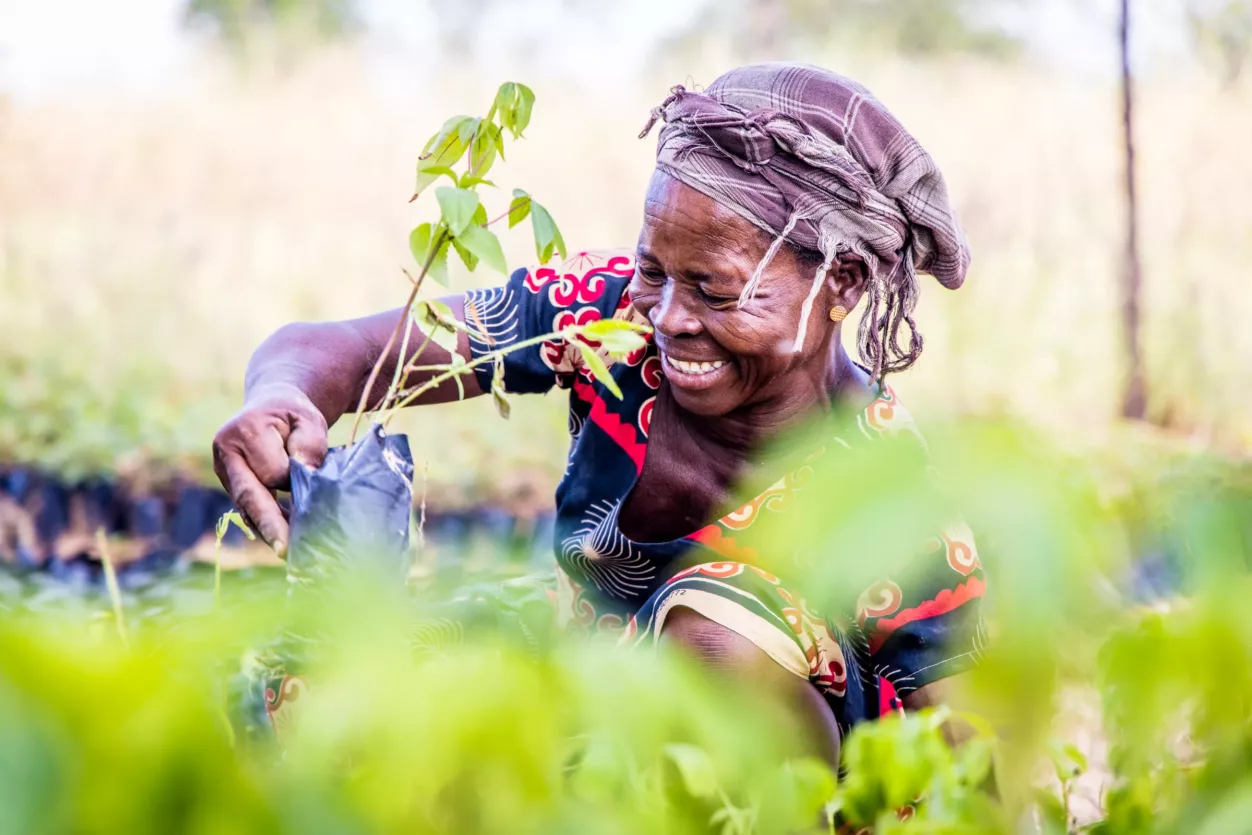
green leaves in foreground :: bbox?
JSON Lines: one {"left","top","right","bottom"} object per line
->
{"left": 411, "top": 298, "right": 460, "bottom": 355}
{"left": 409, "top": 223, "right": 451, "bottom": 286}
{"left": 494, "top": 81, "right": 535, "bottom": 139}
{"left": 530, "top": 200, "right": 566, "bottom": 263}
{"left": 406, "top": 82, "right": 564, "bottom": 286}
{"left": 567, "top": 319, "right": 651, "bottom": 399}
{"left": 456, "top": 225, "right": 507, "bottom": 275}
{"left": 435, "top": 187, "right": 480, "bottom": 237}
{"left": 7, "top": 421, "right": 1252, "bottom": 833}
{"left": 368, "top": 79, "right": 570, "bottom": 434}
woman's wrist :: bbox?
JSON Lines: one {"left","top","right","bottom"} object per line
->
{"left": 243, "top": 380, "right": 323, "bottom": 419}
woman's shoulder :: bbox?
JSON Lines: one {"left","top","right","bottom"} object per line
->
{"left": 857, "top": 384, "right": 922, "bottom": 440}
{"left": 511, "top": 248, "right": 637, "bottom": 308}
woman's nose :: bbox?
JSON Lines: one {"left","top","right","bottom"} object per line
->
{"left": 650, "top": 284, "right": 702, "bottom": 338}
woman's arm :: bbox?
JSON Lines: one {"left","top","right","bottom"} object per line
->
{"left": 212, "top": 293, "right": 481, "bottom": 553}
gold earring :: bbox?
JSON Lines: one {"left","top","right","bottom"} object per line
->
{"left": 829, "top": 305, "right": 849, "bottom": 323}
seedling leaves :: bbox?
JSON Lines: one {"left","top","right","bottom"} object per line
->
{"left": 436, "top": 188, "right": 481, "bottom": 237}
{"left": 458, "top": 225, "right": 507, "bottom": 275}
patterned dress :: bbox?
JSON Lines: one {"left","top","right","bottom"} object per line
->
{"left": 462, "top": 249, "right": 987, "bottom": 734}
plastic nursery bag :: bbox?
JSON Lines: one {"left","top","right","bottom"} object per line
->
{"left": 237, "top": 425, "right": 413, "bottom": 746}
{"left": 286, "top": 423, "right": 415, "bottom": 589}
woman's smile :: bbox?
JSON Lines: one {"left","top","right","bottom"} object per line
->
{"left": 661, "top": 351, "right": 733, "bottom": 390}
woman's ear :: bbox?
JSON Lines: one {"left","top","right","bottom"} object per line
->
{"left": 829, "top": 257, "right": 868, "bottom": 310}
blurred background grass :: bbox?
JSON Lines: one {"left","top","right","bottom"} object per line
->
{"left": 3, "top": 5, "right": 1252, "bottom": 830}
{"left": 1, "top": 0, "right": 1249, "bottom": 505}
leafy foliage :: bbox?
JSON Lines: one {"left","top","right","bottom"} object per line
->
{"left": 353, "top": 81, "right": 642, "bottom": 440}
{"left": 3, "top": 417, "right": 1252, "bottom": 833}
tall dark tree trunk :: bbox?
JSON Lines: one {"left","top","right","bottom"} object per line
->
{"left": 1119, "top": 0, "right": 1148, "bottom": 420}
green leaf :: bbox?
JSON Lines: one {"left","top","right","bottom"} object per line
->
{"left": 470, "top": 122, "right": 499, "bottom": 178}
{"left": 456, "top": 116, "right": 482, "bottom": 144}
{"left": 412, "top": 299, "right": 459, "bottom": 355}
{"left": 491, "top": 386, "right": 510, "bottom": 419}
{"left": 566, "top": 732, "right": 620, "bottom": 800}
{"left": 449, "top": 352, "right": 467, "bottom": 400}
{"left": 415, "top": 116, "right": 475, "bottom": 196}
{"left": 514, "top": 83, "right": 535, "bottom": 136}
{"left": 408, "top": 166, "right": 457, "bottom": 200}
{"left": 452, "top": 238, "right": 478, "bottom": 272}
{"left": 578, "top": 319, "right": 650, "bottom": 355}
{"left": 495, "top": 82, "right": 518, "bottom": 136}
{"left": 575, "top": 341, "right": 622, "bottom": 399}
{"left": 215, "top": 510, "right": 255, "bottom": 543}
{"left": 663, "top": 744, "right": 719, "bottom": 800}
{"left": 457, "top": 225, "right": 507, "bottom": 275}
{"left": 956, "top": 737, "right": 994, "bottom": 787}
{"left": 491, "top": 359, "right": 510, "bottom": 419}
{"left": 1033, "top": 789, "right": 1068, "bottom": 831}
{"left": 783, "top": 759, "right": 838, "bottom": 820}
{"left": 508, "top": 189, "right": 531, "bottom": 228}
{"left": 495, "top": 82, "right": 517, "bottom": 111}
{"left": 422, "top": 115, "right": 472, "bottom": 156}
{"left": 408, "top": 223, "right": 450, "bottom": 286}
{"left": 435, "top": 187, "right": 481, "bottom": 237}
{"left": 458, "top": 176, "right": 497, "bottom": 189}
{"left": 531, "top": 201, "right": 566, "bottom": 263}
{"left": 1049, "top": 740, "right": 1088, "bottom": 780}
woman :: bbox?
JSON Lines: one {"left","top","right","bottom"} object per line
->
{"left": 213, "top": 64, "right": 984, "bottom": 764}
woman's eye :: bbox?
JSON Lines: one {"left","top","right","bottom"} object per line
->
{"left": 637, "top": 269, "right": 665, "bottom": 286}
{"left": 698, "top": 287, "right": 738, "bottom": 306}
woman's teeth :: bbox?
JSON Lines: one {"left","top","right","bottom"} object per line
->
{"left": 665, "top": 356, "right": 726, "bottom": 376}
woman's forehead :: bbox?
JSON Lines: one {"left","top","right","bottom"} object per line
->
{"left": 641, "top": 171, "right": 768, "bottom": 258}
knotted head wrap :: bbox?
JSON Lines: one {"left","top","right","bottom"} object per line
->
{"left": 639, "top": 63, "right": 971, "bottom": 380}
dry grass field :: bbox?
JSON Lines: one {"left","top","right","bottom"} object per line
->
{"left": 2, "top": 47, "right": 1249, "bottom": 501}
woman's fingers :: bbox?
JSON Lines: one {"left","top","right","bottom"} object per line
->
{"left": 213, "top": 410, "right": 299, "bottom": 554}
{"left": 285, "top": 412, "right": 329, "bottom": 470}
{"left": 219, "top": 451, "right": 289, "bottom": 554}
{"left": 212, "top": 390, "right": 329, "bottom": 558}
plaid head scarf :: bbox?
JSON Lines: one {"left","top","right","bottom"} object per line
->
{"left": 639, "top": 63, "right": 971, "bottom": 378}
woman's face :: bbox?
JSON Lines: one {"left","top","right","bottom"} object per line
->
{"left": 630, "top": 170, "right": 855, "bottom": 418}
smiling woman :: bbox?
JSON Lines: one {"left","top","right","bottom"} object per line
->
{"left": 212, "top": 62, "right": 983, "bottom": 765}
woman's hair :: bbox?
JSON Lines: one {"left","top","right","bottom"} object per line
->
{"left": 641, "top": 63, "right": 969, "bottom": 382}
{"left": 791, "top": 240, "right": 923, "bottom": 376}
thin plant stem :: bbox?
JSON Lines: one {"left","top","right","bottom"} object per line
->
{"left": 382, "top": 330, "right": 567, "bottom": 423}
{"left": 96, "top": 528, "right": 129, "bottom": 648}
{"left": 397, "top": 364, "right": 454, "bottom": 373}
{"left": 381, "top": 283, "right": 420, "bottom": 414}
{"left": 214, "top": 530, "right": 223, "bottom": 613}
{"left": 483, "top": 202, "right": 522, "bottom": 229}
{"left": 417, "top": 461, "right": 429, "bottom": 551}
{"left": 348, "top": 228, "right": 449, "bottom": 443}
{"left": 392, "top": 329, "right": 437, "bottom": 402}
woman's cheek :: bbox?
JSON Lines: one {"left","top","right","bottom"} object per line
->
{"left": 712, "top": 314, "right": 782, "bottom": 359}
{"left": 627, "top": 281, "right": 660, "bottom": 316}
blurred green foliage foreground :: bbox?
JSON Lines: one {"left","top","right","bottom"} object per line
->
{"left": 1, "top": 416, "right": 1251, "bottom": 835}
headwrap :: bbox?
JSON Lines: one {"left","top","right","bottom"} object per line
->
{"left": 639, "top": 63, "right": 971, "bottom": 378}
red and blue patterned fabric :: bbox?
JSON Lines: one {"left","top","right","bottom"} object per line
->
{"left": 463, "top": 249, "right": 986, "bottom": 734}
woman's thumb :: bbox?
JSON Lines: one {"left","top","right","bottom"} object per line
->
{"left": 286, "top": 414, "right": 328, "bottom": 470}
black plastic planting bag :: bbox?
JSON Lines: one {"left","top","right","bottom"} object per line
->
{"left": 286, "top": 424, "right": 415, "bottom": 589}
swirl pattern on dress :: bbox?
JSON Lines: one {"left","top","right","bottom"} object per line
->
{"left": 561, "top": 500, "right": 657, "bottom": 599}
{"left": 464, "top": 285, "right": 520, "bottom": 353}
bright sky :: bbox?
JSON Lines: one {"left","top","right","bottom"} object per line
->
{"left": 0, "top": 0, "right": 1193, "bottom": 99}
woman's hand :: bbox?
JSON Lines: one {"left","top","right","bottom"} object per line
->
{"left": 212, "top": 384, "right": 328, "bottom": 556}
{"left": 213, "top": 297, "right": 479, "bottom": 554}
